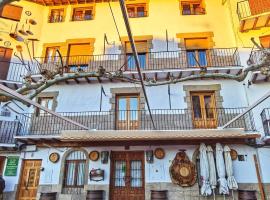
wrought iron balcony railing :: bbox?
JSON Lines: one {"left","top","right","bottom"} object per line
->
{"left": 261, "top": 108, "right": 270, "bottom": 136}
{"left": 35, "top": 48, "right": 241, "bottom": 73}
{"left": 0, "top": 120, "right": 21, "bottom": 144}
{"left": 0, "top": 48, "right": 241, "bottom": 83}
{"left": 237, "top": 0, "right": 270, "bottom": 20}
{"left": 16, "top": 108, "right": 255, "bottom": 136}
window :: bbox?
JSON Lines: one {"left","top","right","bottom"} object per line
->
{"left": 184, "top": 37, "right": 209, "bottom": 67}
{"left": 260, "top": 35, "right": 270, "bottom": 48}
{"left": 125, "top": 41, "right": 148, "bottom": 70}
{"left": 181, "top": 1, "right": 205, "bottom": 15}
{"left": 116, "top": 95, "right": 139, "bottom": 130}
{"left": 44, "top": 46, "right": 60, "bottom": 63}
{"left": 191, "top": 92, "right": 217, "bottom": 128}
{"left": 187, "top": 50, "right": 207, "bottom": 67}
{"left": 63, "top": 151, "right": 86, "bottom": 194}
{"left": 0, "top": 4, "right": 22, "bottom": 21}
{"left": 67, "top": 43, "right": 92, "bottom": 69}
{"left": 127, "top": 4, "right": 147, "bottom": 18}
{"left": 72, "top": 7, "right": 93, "bottom": 21}
{"left": 36, "top": 97, "right": 54, "bottom": 115}
{"left": 48, "top": 9, "right": 65, "bottom": 23}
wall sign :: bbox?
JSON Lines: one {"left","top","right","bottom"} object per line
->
{"left": 4, "top": 156, "right": 19, "bottom": 176}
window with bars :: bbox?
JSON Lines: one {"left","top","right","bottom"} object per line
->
{"left": 63, "top": 151, "right": 86, "bottom": 194}
{"left": 48, "top": 9, "right": 65, "bottom": 23}
{"left": 181, "top": 1, "right": 206, "bottom": 15}
{"left": 127, "top": 4, "right": 147, "bottom": 18}
{"left": 72, "top": 7, "right": 94, "bottom": 21}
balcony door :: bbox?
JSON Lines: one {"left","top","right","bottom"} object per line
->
{"left": 0, "top": 47, "right": 12, "bottom": 80}
{"left": 191, "top": 92, "right": 217, "bottom": 129}
{"left": 116, "top": 95, "right": 139, "bottom": 130}
{"left": 110, "top": 151, "right": 145, "bottom": 200}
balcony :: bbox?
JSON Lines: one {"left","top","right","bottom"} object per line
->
{"left": 0, "top": 120, "right": 20, "bottom": 144}
{"left": 16, "top": 108, "right": 255, "bottom": 137}
{"left": 237, "top": 0, "right": 270, "bottom": 32}
{"left": 261, "top": 108, "right": 270, "bottom": 136}
{"left": 0, "top": 48, "right": 242, "bottom": 85}
{"left": 31, "top": 48, "right": 242, "bottom": 84}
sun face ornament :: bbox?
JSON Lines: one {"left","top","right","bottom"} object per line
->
{"left": 169, "top": 150, "right": 197, "bottom": 187}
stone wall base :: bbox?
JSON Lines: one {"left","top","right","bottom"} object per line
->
{"left": 5, "top": 183, "right": 270, "bottom": 200}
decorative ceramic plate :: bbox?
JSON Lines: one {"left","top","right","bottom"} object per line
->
{"left": 49, "top": 152, "right": 60, "bottom": 163}
{"left": 230, "top": 149, "right": 238, "bottom": 160}
{"left": 154, "top": 148, "right": 165, "bottom": 159}
{"left": 89, "top": 151, "right": 100, "bottom": 161}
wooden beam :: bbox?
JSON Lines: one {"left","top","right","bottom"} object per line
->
{"left": 85, "top": 77, "right": 91, "bottom": 83}
{"left": 236, "top": 69, "right": 242, "bottom": 76}
{"left": 154, "top": 72, "right": 158, "bottom": 81}
{"left": 177, "top": 72, "right": 182, "bottom": 79}
{"left": 166, "top": 72, "right": 171, "bottom": 80}
{"left": 226, "top": 69, "right": 231, "bottom": 74}
{"left": 252, "top": 17, "right": 259, "bottom": 30}
{"left": 265, "top": 15, "right": 270, "bottom": 27}
{"left": 132, "top": 74, "right": 136, "bottom": 80}
{"left": 143, "top": 73, "right": 146, "bottom": 81}
{"left": 97, "top": 77, "right": 102, "bottom": 83}
{"left": 252, "top": 73, "right": 258, "bottom": 83}
{"left": 74, "top": 78, "right": 80, "bottom": 84}
{"left": 253, "top": 154, "right": 266, "bottom": 200}
{"left": 239, "top": 20, "right": 246, "bottom": 32}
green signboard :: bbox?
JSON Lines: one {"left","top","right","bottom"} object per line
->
{"left": 4, "top": 156, "right": 19, "bottom": 176}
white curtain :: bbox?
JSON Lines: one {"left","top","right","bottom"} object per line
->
{"left": 224, "top": 145, "right": 238, "bottom": 190}
{"left": 200, "top": 143, "right": 212, "bottom": 196}
{"left": 215, "top": 143, "right": 229, "bottom": 195}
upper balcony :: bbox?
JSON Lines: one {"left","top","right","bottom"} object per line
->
{"left": 237, "top": 0, "right": 270, "bottom": 32}
{"left": 0, "top": 48, "right": 242, "bottom": 86}
{"left": 31, "top": 48, "right": 242, "bottom": 84}
{"left": 261, "top": 108, "right": 270, "bottom": 137}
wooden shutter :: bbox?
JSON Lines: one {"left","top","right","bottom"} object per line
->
{"left": 260, "top": 35, "right": 270, "bottom": 48}
{"left": 68, "top": 43, "right": 92, "bottom": 56}
{"left": 0, "top": 47, "right": 13, "bottom": 80}
{"left": 125, "top": 41, "right": 148, "bottom": 53}
{"left": 184, "top": 38, "right": 209, "bottom": 49}
{"left": 0, "top": 4, "right": 23, "bottom": 21}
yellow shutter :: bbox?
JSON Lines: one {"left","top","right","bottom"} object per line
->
{"left": 0, "top": 4, "right": 22, "bottom": 21}
{"left": 184, "top": 38, "right": 209, "bottom": 50}
{"left": 260, "top": 35, "right": 270, "bottom": 48}
{"left": 68, "top": 43, "right": 92, "bottom": 56}
{"left": 125, "top": 41, "right": 148, "bottom": 53}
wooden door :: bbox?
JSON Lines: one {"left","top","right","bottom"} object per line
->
{"left": 0, "top": 47, "right": 13, "bottom": 80}
{"left": 17, "top": 160, "right": 42, "bottom": 200}
{"left": 191, "top": 92, "right": 217, "bottom": 129}
{"left": 116, "top": 95, "right": 140, "bottom": 130}
{"left": 0, "top": 157, "right": 6, "bottom": 175}
{"left": 110, "top": 151, "right": 145, "bottom": 200}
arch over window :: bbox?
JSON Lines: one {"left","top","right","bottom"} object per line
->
{"left": 62, "top": 150, "right": 87, "bottom": 194}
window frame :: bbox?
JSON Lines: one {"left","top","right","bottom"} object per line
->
{"left": 63, "top": 159, "right": 86, "bottom": 188}
{"left": 186, "top": 49, "right": 208, "bottom": 67}
{"left": 116, "top": 94, "right": 140, "bottom": 130}
{"left": 180, "top": 1, "right": 206, "bottom": 15}
{"left": 44, "top": 46, "right": 60, "bottom": 63}
{"left": 71, "top": 7, "right": 94, "bottom": 21}
{"left": 126, "top": 3, "right": 148, "bottom": 18}
{"left": 48, "top": 8, "right": 65, "bottom": 23}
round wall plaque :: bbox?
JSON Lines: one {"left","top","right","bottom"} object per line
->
{"left": 49, "top": 152, "right": 60, "bottom": 163}
{"left": 154, "top": 148, "right": 165, "bottom": 159}
{"left": 89, "top": 151, "right": 100, "bottom": 161}
{"left": 230, "top": 149, "right": 238, "bottom": 160}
